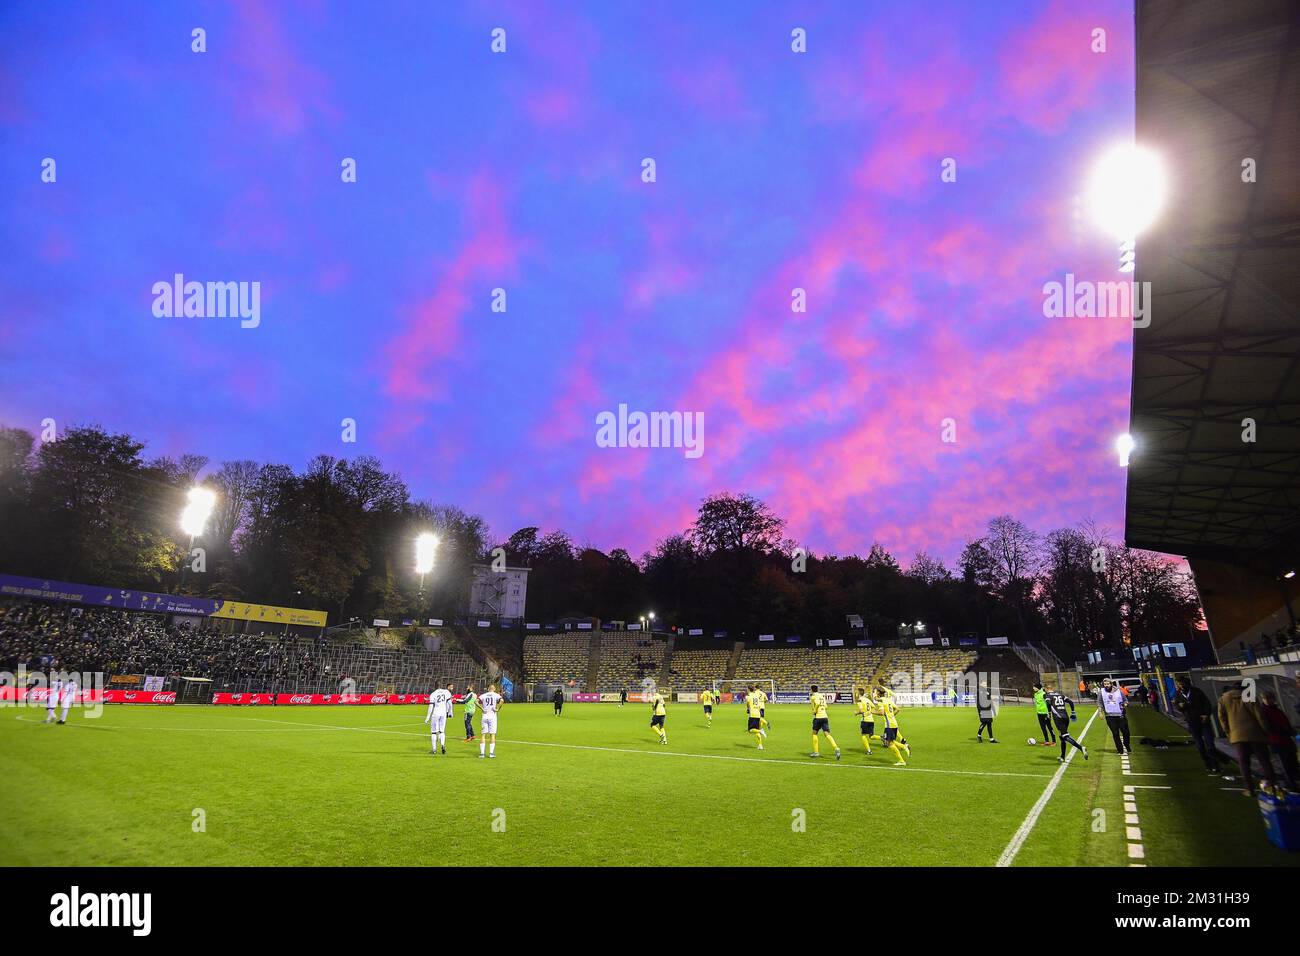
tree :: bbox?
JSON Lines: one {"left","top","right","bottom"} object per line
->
{"left": 984, "top": 515, "right": 1040, "bottom": 640}
{"left": 689, "top": 492, "right": 785, "bottom": 554}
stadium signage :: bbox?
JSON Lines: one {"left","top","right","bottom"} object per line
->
{"left": 0, "top": 687, "right": 175, "bottom": 704}
{"left": 0, "top": 573, "right": 327, "bottom": 626}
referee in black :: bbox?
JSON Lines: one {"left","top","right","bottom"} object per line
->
{"left": 552, "top": 687, "right": 564, "bottom": 715}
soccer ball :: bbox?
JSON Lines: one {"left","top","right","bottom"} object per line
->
{"left": 1027, "top": 737, "right": 1037, "bottom": 745}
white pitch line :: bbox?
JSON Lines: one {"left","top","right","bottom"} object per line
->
{"left": 246, "top": 717, "right": 1055, "bottom": 779}
{"left": 497, "top": 737, "right": 1054, "bottom": 779}
{"left": 996, "top": 708, "right": 1099, "bottom": 867}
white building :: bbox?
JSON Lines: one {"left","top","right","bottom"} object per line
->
{"left": 469, "top": 564, "right": 529, "bottom": 620}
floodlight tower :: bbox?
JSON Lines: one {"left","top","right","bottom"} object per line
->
{"left": 178, "top": 486, "right": 216, "bottom": 592}
{"left": 415, "top": 533, "right": 439, "bottom": 620}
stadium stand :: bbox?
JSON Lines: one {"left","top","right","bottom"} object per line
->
{"left": 522, "top": 633, "right": 592, "bottom": 687}
{"left": 664, "top": 646, "right": 732, "bottom": 691}
{"left": 0, "top": 600, "right": 486, "bottom": 694}
{"left": 732, "top": 645, "right": 886, "bottom": 696}
{"left": 594, "top": 631, "right": 665, "bottom": 692}
{"left": 886, "top": 647, "right": 978, "bottom": 681}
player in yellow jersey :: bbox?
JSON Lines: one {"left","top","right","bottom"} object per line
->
{"left": 755, "top": 685, "right": 771, "bottom": 731}
{"left": 875, "top": 685, "right": 910, "bottom": 753}
{"left": 745, "top": 686, "right": 766, "bottom": 749}
{"left": 875, "top": 690, "right": 910, "bottom": 765}
{"left": 808, "top": 685, "right": 841, "bottom": 760}
{"left": 855, "top": 687, "right": 876, "bottom": 754}
{"left": 701, "top": 688, "right": 715, "bottom": 726}
{"left": 649, "top": 689, "right": 668, "bottom": 745}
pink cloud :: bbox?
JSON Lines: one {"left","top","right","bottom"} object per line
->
{"left": 222, "top": 0, "right": 339, "bottom": 137}
{"left": 382, "top": 173, "right": 525, "bottom": 403}
{"left": 998, "top": 0, "right": 1132, "bottom": 134}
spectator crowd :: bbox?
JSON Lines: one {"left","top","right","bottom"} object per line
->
{"left": 0, "top": 600, "right": 326, "bottom": 685}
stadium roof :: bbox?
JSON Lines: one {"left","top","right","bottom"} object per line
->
{"left": 1125, "top": 0, "right": 1300, "bottom": 566}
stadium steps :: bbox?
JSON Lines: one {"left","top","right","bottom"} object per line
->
{"left": 658, "top": 634, "right": 676, "bottom": 688}
{"left": 972, "top": 647, "right": 1039, "bottom": 699}
{"left": 724, "top": 642, "right": 743, "bottom": 680}
{"left": 584, "top": 633, "right": 601, "bottom": 693}
{"left": 450, "top": 626, "right": 495, "bottom": 676}
{"left": 867, "top": 646, "right": 898, "bottom": 689}
{"left": 1011, "top": 643, "right": 1055, "bottom": 677}
{"left": 456, "top": 626, "right": 523, "bottom": 682}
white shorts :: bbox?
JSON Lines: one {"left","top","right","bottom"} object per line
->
{"left": 429, "top": 714, "right": 447, "bottom": 734}
{"left": 481, "top": 714, "right": 498, "bottom": 735}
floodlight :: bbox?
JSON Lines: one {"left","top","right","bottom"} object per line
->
{"left": 1116, "top": 433, "right": 1136, "bottom": 467}
{"left": 414, "top": 533, "right": 439, "bottom": 575}
{"left": 180, "top": 486, "right": 217, "bottom": 537}
{"left": 1086, "top": 144, "right": 1167, "bottom": 241}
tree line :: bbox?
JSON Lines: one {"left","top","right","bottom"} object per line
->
{"left": 0, "top": 425, "right": 1202, "bottom": 653}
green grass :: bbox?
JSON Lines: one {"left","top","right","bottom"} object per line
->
{"left": 0, "top": 701, "right": 1291, "bottom": 866}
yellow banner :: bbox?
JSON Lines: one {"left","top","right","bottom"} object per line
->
{"left": 212, "top": 600, "right": 327, "bottom": 628}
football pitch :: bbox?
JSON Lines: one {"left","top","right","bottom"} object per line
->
{"left": 1, "top": 702, "right": 1290, "bottom": 867}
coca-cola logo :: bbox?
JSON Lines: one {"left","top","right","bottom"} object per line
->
{"left": 372, "top": 696, "right": 387, "bottom": 704}
{"left": 156, "top": 692, "right": 176, "bottom": 703}
{"left": 290, "top": 695, "right": 312, "bottom": 704}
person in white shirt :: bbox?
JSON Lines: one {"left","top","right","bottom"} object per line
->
{"left": 1097, "top": 678, "right": 1131, "bottom": 755}
{"left": 478, "top": 684, "right": 503, "bottom": 759}
{"left": 45, "top": 678, "right": 62, "bottom": 724}
{"left": 58, "top": 677, "right": 78, "bottom": 724}
{"left": 425, "top": 683, "right": 454, "bottom": 755}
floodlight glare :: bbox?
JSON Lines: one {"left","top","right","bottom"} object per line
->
{"left": 1116, "top": 433, "right": 1136, "bottom": 467}
{"left": 414, "top": 533, "right": 438, "bottom": 575}
{"left": 1086, "top": 144, "right": 1167, "bottom": 241}
{"left": 180, "top": 486, "right": 217, "bottom": 537}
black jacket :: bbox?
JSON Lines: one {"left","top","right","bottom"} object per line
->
{"left": 1178, "top": 686, "right": 1211, "bottom": 720}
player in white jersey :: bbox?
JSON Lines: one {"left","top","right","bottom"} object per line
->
{"left": 478, "top": 684, "right": 503, "bottom": 759}
{"left": 45, "top": 678, "right": 62, "bottom": 723}
{"left": 58, "top": 677, "right": 78, "bottom": 724}
{"left": 425, "top": 683, "right": 454, "bottom": 755}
